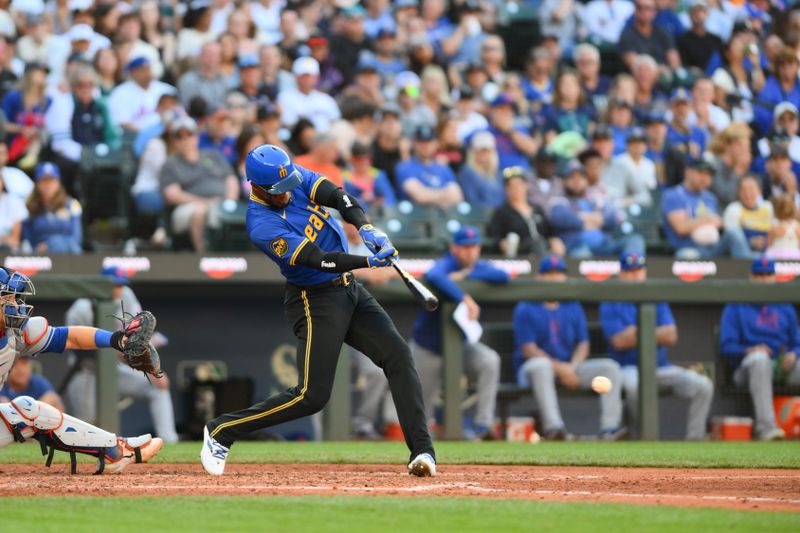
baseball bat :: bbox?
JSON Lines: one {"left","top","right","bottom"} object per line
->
{"left": 391, "top": 259, "right": 439, "bottom": 311}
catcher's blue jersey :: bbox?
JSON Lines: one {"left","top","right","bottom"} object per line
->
{"left": 247, "top": 166, "right": 348, "bottom": 286}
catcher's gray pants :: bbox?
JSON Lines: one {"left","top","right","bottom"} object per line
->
{"left": 734, "top": 350, "right": 800, "bottom": 437}
{"left": 411, "top": 341, "right": 500, "bottom": 429}
{"left": 621, "top": 365, "right": 713, "bottom": 440}
{"left": 351, "top": 349, "right": 398, "bottom": 434}
{"left": 517, "top": 357, "right": 624, "bottom": 433}
{"left": 67, "top": 363, "right": 179, "bottom": 443}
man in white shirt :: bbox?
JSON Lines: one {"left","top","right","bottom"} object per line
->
{"left": 108, "top": 57, "right": 175, "bottom": 133}
{"left": 583, "top": 0, "right": 635, "bottom": 46}
{"left": 688, "top": 76, "right": 730, "bottom": 135}
{"left": 47, "top": 23, "right": 110, "bottom": 90}
{"left": 277, "top": 57, "right": 341, "bottom": 132}
{"left": 605, "top": 127, "right": 656, "bottom": 208}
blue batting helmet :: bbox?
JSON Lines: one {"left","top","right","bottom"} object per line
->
{"left": 245, "top": 144, "right": 303, "bottom": 194}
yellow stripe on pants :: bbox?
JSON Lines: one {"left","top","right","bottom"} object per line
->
{"left": 210, "top": 290, "right": 313, "bottom": 438}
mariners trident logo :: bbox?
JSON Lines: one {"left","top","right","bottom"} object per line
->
{"left": 279, "top": 165, "right": 288, "bottom": 178}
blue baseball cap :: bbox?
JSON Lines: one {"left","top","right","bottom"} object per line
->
{"left": 126, "top": 56, "right": 150, "bottom": 71}
{"left": 751, "top": 256, "right": 775, "bottom": 275}
{"left": 539, "top": 254, "right": 566, "bottom": 274}
{"left": 100, "top": 266, "right": 128, "bottom": 286}
{"left": 453, "top": 225, "right": 481, "bottom": 246}
{"left": 620, "top": 251, "right": 646, "bottom": 271}
{"left": 238, "top": 55, "right": 259, "bottom": 69}
{"left": 626, "top": 127, "right": 647, "bottom": 143}
{"left": 34, "top": 161, "right": 60, "bottom": 181}
{"left": 671, "top": 87, "right": 691, "bottom": 103}
{"left": 491, "top": 94, "right": 516, "bottom": 109}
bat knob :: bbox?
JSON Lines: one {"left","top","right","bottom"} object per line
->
{"left": 424, "top": 299, "right": 440, "bottom": 311}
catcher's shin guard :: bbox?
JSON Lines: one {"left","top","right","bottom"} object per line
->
{"left": 0, "top": 396, "right": 151, "bottom": 474}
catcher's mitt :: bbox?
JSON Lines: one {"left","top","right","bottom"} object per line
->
{"left": 120, "top": 311, "right": 162, "bottom": 378}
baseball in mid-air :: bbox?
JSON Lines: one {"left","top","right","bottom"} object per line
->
{"left": 591, "top": 376, "right": 612, "bottom": 394}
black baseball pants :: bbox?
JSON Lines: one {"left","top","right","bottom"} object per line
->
{"left": 207, "top": 279, "right": 435, "bottom": 462}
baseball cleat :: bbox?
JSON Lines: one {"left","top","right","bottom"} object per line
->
{"left": 759, "top": 427, "right": 786, "bottom": 441}
{"left": 407, "top": 453, "right": 436, "bottom": 477}
{"left": 201, "top": 426, "right": 229, "bottom": 476}
{"left": 102, "top": 435, "right": 162, "bottom": 474}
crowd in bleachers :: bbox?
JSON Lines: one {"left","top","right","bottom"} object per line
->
{"left": 0, "top": 0, "right": 799, "bottom": 257}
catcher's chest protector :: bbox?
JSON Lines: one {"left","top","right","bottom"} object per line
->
{"left": 0, "top": 331, "right": 20, "bottom": 389}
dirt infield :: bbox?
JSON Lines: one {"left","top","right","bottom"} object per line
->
{"left": 2, "top": 464, "right": 799, "bottom": 511}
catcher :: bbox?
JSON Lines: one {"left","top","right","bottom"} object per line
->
{"left": 0, "top": 267, "right": 163, "bottom": 474}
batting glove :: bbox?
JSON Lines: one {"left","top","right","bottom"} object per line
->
{"left": 359, "top": 224, "right": 396, "bottom": 256}
{"left": 367, "top": 246, "right": 396, "bottom": 269}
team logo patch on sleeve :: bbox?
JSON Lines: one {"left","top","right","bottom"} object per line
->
{"left": 271, "top": 238, "right": 289, "bottom": 257}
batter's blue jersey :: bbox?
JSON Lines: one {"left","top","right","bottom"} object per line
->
{"left": 247, "top": 166, "right": 349, "bottom": 286}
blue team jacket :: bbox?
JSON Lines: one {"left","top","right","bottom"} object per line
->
{"left": 720, "top": 303, "right": 800, "bottom": 366}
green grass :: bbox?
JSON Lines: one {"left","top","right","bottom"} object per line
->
{"left": 4, "top": 440, "right": 800, "bottom": 468}
{"left": 0, "top": 496, "right": 797, "bottom": 533}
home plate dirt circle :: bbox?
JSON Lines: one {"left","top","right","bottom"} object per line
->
{"left": 2, "top": 464, "right": 799, "bottom": 512}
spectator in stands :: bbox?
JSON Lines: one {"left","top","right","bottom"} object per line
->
{"left": 22, "top": 162, "right": 82, "bottom": 254}
{"left": 767, "top": 195, "right": 800, "bottom": 259}
{"left": 666, "top": 88, "right": 706, "bottom": 162}
{"left": 541, "top": 70, "right": 595, "bottom": 142}
{"left": 278, "top": 57, "right": 341, "bottom": 132}
{"left": 722, "top": 175, "right": 773, "bottom": 256}
{"left": 676, "top": 0, "right": 724, "bottom": 71}
{"left": 590, "top": 123, "right": 616, "bottom": 167}
{"left": 395, "top": 124, "right": 463, "bottom": 207}
{"left": 330, "top": 98, "right": 378, "bottom": 162}
{"left": 709, "top": 26, "right": 763, "bottom": 125}
{"left": 514, "top": 254, "right": 625, "bottom": 441}
{"left": 177, "top": 41, "right": 229, "bottom": 112}
{"left": 540, "top": 0, "right": 583, "bottom": 58}
{"left": 522, "top": 47, "right": 554, "bottom": 116}
{"left": 579, "top": 148, "right": 612, "bottom": 208}
{"left": 198, "top": 108, "right": 237, "bottom": 166}
{"left": 643, "top": 112, "right": 683, "bottom": 187}
{"left": 159, "top": 116, "right": 239, "bottom": 253}
{"left": 605, "top": 98, "right": 635, "bottom": 156}
{"left": 453, "top": 86, "right": 488, "bottom": 142}
{"left": 0, "top": 171, "right": 27, "bottom": 253}
{"left": 690, "top": 77, "right": 730, "bottom": 137}
{"left": 757, "top": 48, "right": 800, "bottom": 134}
{"left": 528, "top": 147, "right": 564, "bottom": 212}
{"left": 108, "top": 56, "right": 174, "bottom": 133}
{"left": 583, "top": 0, "right": 634, "bottom": 51}
{"left": 573, "top": 45, "right": 608, "bottom": 112}
{"left": 720, "top": 257, "right": 800, "bottom": 441}
{"left": 330, "top": 5, "right": 369, "bottom": 86}
{"left": 606, "top": 128, "right": 657, "bottom": 208}
{"left": 601, "top": 251, "right": 713, "bottom": 440}
{"left": 93, "top": 48, "right": 120, "bottom": 97}
{"left": 233, "top": 55, "right": 267, "bottom": 106}
{"left": 117, "top": 11, "right": 164, "bottom": 80}
{"left": 3, "top": 62, "right": 50, "bottom": 167}
{"left": 549, "top": 160, "right": 643, "bottom": 258}
{"left": 361, "top": 27, "right": 406, "bottom": 79}
{"left": 17, "top": 14, "right": 51, "bottom": 66}
{"left": 487, "top": 94, "right": 539, "bottom": 171}
{"left": 256, "top": 103, "right": 287, "bottom": 153}
{"left": 709, "top": 122, "right": 752, "bottom": 209}
{"left": 434, "top": 116, "right": 464, "bottom": 172}
{"left": 631, "top": 54, "right": 667, "bottom": 124}
{"left": 618, "top": 0, "right": 681, "bottom": 71}
{"left": 294, "top": 132, "right": 344, "bottom": 187}
{"left": 757, "top": 103, "right": 800, "bottom": 164}
{"left": 47, "top": 22, "right": 109, "bottom": 90}
{"left": 412, "top": 226, "right": 507, "bottom": 440}
{"left": 342, "top": 141, "right": 396, "bottom": 211}
{"left": 286, "top": 118, "right": 316, "bottom": 157}
{"left": 372, "top": 105, "right": 407, "bottom": 187}
{"left": 66, "top": 266, "right": 179, "bottom": 443}
{"left": 140, "top": 0, "right": 176, "bottom": 73}
{"left": 177, "top": 1, "right": 215, "bottom": 62}
{"left": 45, "top": 64, "right": 118, "bottom": 193}
{"left": 235, "top": 126, "right": 265, "bottom": 196}
{"left": 661, "top": 158, "right": 751, "bottom": 258}
{"left": 761, "top": 146, "right": 798, "bottom": 202}
{"left": 0, "top": 356, "right": 63, "bottom": 411}
{"left": 458, "top": 131, "right": 504, "bottom": 210}
{"left": 0, "top": 141, "right": 33, "bottom": 201}
{"left": 487, "top": 167, "right": 558, "bottom": 258}
{"left": 0, "top": 36, "right": 19, "bottom": 103}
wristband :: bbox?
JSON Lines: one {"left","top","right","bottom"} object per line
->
{"left": 94, "top": 329, "right": 113, "bottom": 348}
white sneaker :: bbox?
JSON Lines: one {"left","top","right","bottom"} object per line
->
{"left": 407, "top": 453, "right": 436, "bottom": 477}
{"left": 200, "top": 426, "right": 229, "bottom": 476}
{"left": 760, "top": 427, "right": 786, "bottom": 441}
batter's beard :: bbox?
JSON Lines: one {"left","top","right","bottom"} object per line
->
{"left": 267, "top": 192, "right": 292, "bottom": 208}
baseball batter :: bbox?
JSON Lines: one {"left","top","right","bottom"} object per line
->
{"left": 200, "top": 145, "right": 436, "bottom": 477}
{"left": 0, "top": 267, "right": 163, "bottom": 473}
